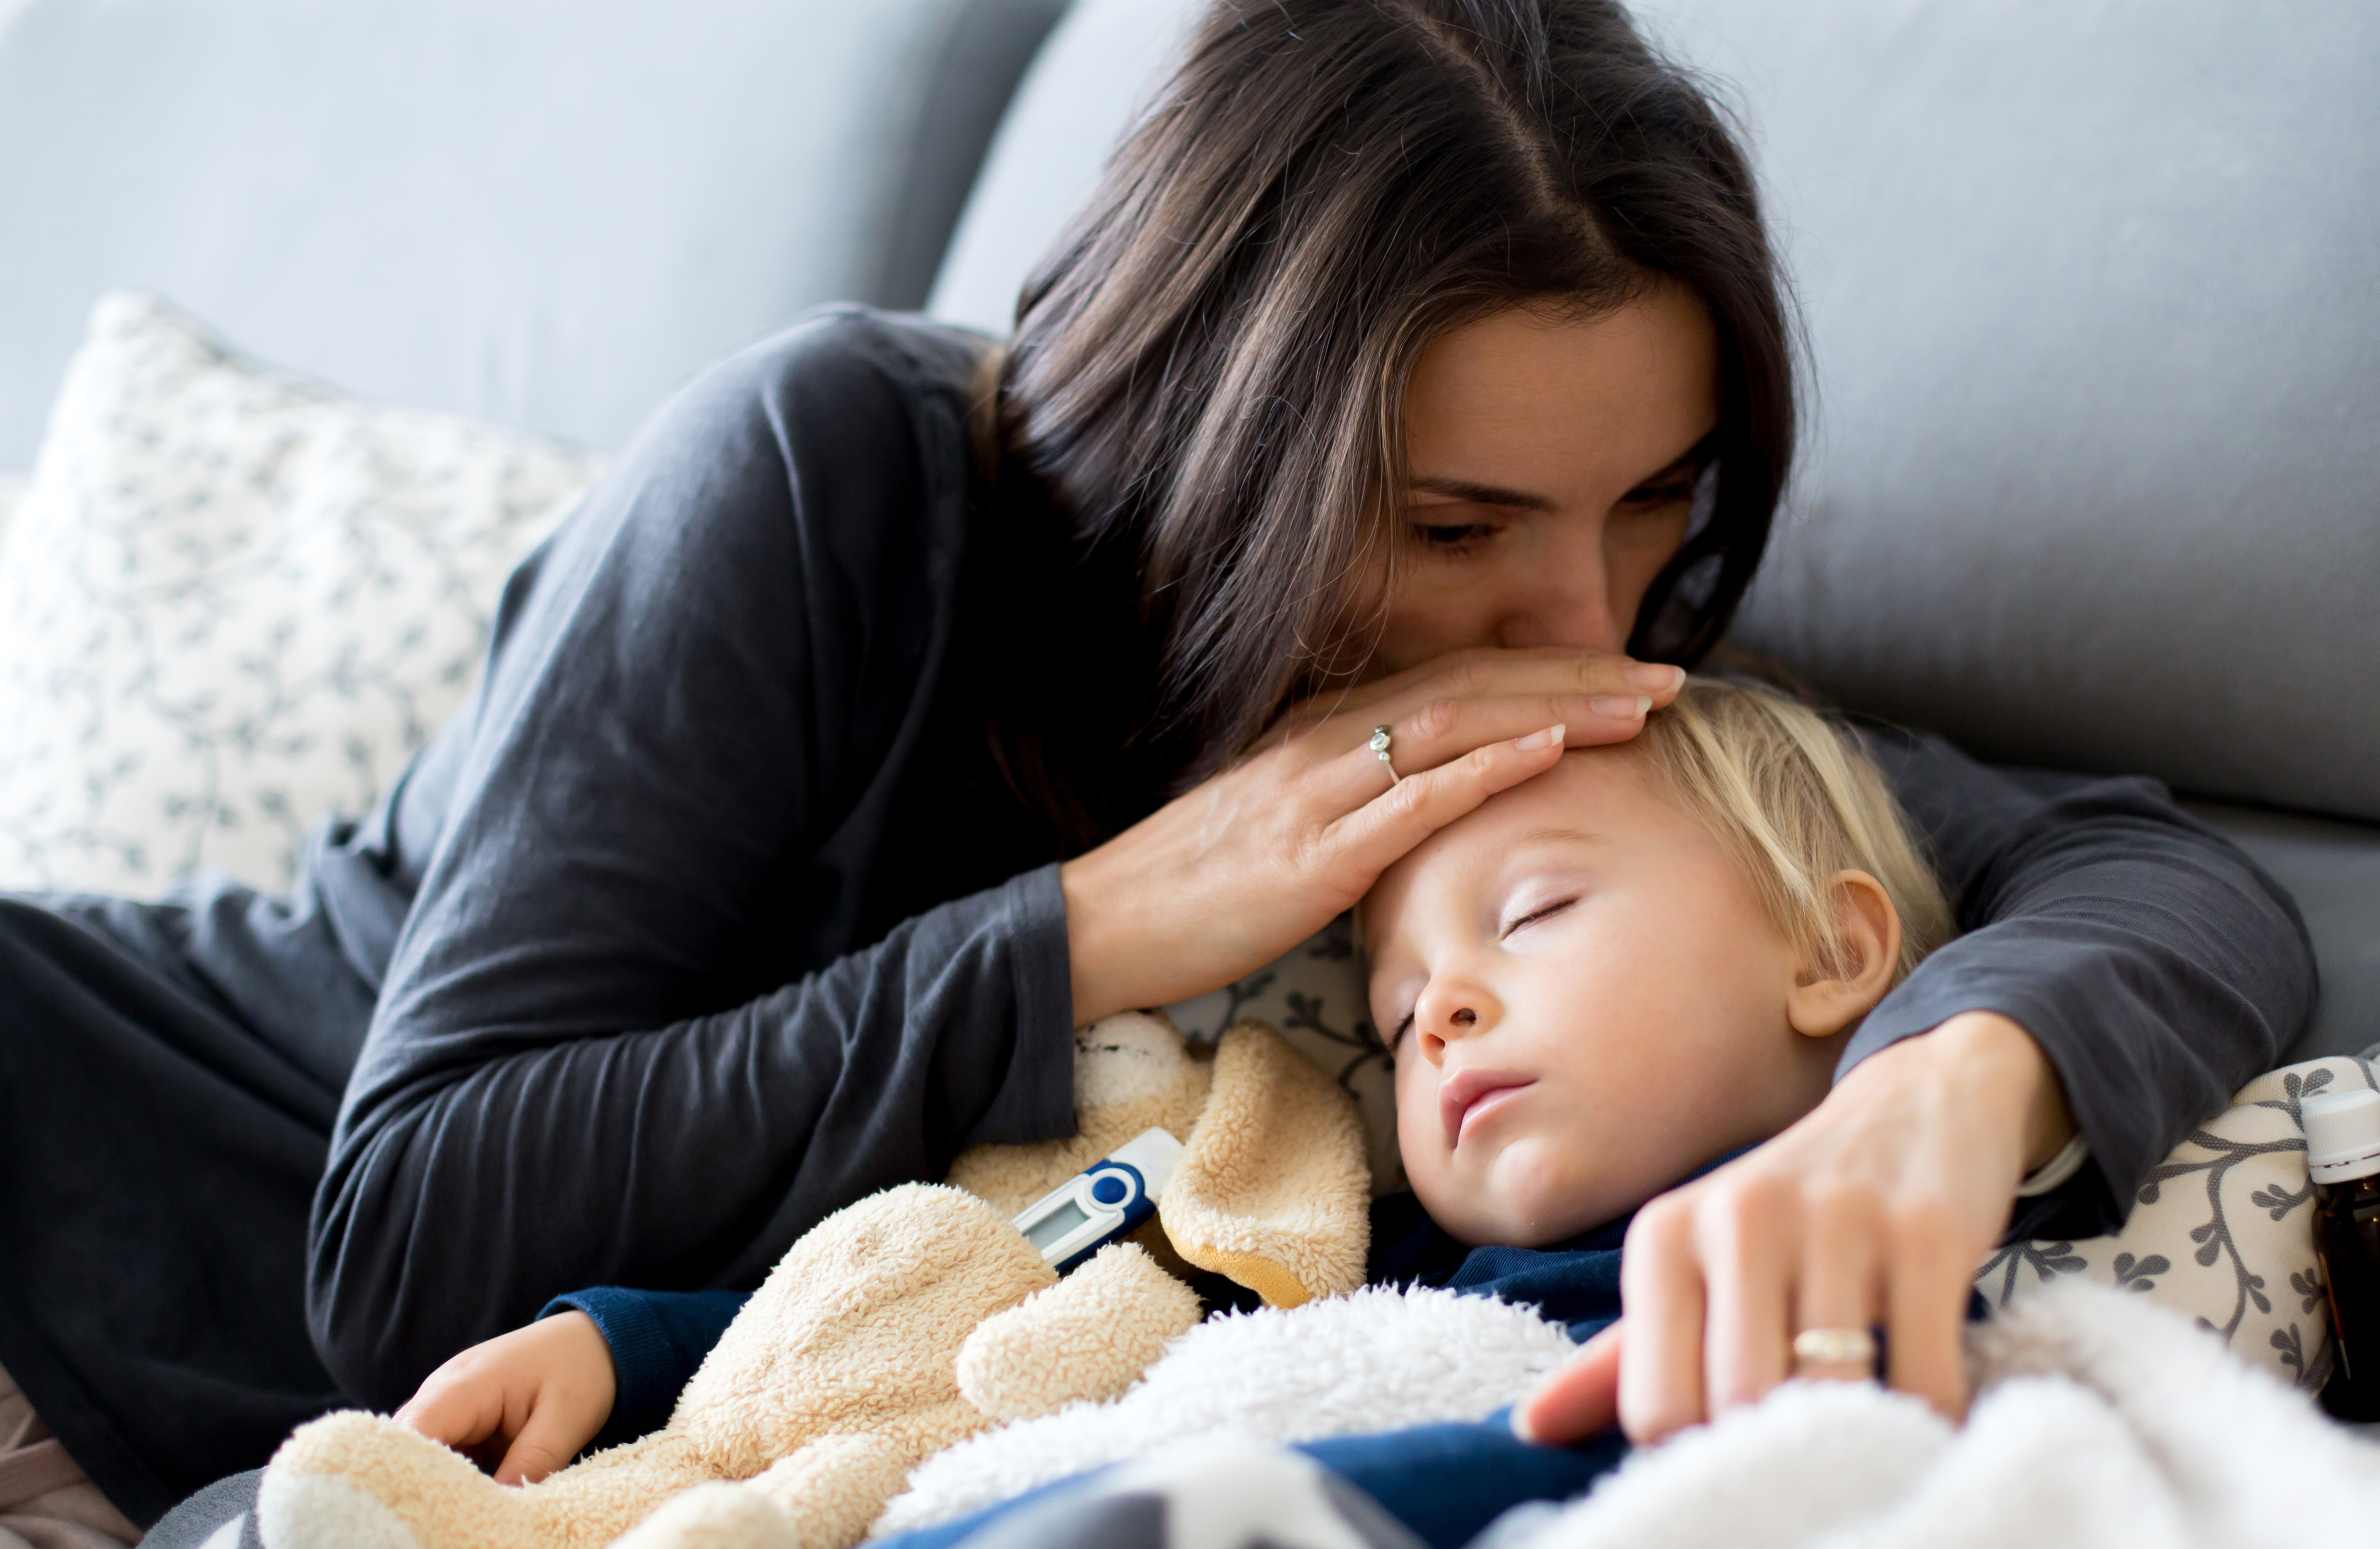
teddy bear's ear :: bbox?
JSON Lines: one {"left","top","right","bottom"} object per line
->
{"left": 1158, "top": 1023, "right": 1370, "bottom": 1306}
{"left": 943, "top": 1012, "right": 1213, "bottom": 1216}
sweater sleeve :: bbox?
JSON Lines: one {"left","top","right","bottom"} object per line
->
{"left": 540, "top": 1288, "right": 751, "bottom": 1448}
{"left": 307, "top": 312, "right": 1078, "bottom": 1408}
{"left": 1850, "top": 727, "right": 2316, "bottom": 1239}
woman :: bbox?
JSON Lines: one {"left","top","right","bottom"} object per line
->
{"left": 0, "top": 0, "right": 2308, "bottom": 1530}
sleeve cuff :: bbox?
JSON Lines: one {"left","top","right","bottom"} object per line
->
{"left": 539, "top": 1289, "right": 679, "bottom": 1449}
{"left": 953, "top": 862, "right": 1080, "bottom": 1151}
{"left": 2014, "top": 1135, "right": 2089, "bottom": 1198}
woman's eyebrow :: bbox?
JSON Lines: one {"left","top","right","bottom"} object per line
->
{"left": 1405, "top": 475, "right": 1555, "bottom": 511}
{"left": 1640, "top": 430, "right": 1720, "bottom": 483}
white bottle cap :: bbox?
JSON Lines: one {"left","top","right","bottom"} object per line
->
{"left": 2303, "top": 1089, "right": 2380, "bottom": 1183}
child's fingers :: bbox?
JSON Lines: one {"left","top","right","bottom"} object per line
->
{"left": 394, "top": 1365, "right": 503, "bottom": 1452}
{"left": 492, "top": 1406, "right": 586, "bottom": 1487}
{"left": 1513, "top": 1320, "right": 1624, "bottom": 1445}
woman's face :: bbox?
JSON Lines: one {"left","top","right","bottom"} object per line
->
{"left": 1366, "top": 287, "right": 1721, "bottom": 675}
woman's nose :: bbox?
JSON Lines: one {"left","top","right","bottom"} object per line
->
{"left": 1493, "top": 526, "right": 1623, "bottom": 654}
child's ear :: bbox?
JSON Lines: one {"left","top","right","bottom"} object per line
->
{"left": 1785, "top": 870, "right": 1903, "bottom": 1039}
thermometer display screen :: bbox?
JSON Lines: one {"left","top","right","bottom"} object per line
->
{"left": 1024, "top": 1198, "right": 1094, "bottom": 1252}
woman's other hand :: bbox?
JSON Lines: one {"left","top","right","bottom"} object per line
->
{"left": 1515, "top": 1011, "right": 2076, "bottom": 1446}
{"left": 1060, "top": 647, "right": 1684, "bottom": 1025}
{"left": 394, "top": 1310, "right": 618, "bottom": 1484}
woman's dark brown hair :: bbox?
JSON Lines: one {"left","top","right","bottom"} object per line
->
{"left": 980, "top": 0, "right": 1794, "bottom": 846}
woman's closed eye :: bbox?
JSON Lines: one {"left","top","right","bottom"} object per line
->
{"left": 1411, "top": 517, "right": 1502, "bottom": 555}
{"left": 1617, "top": 475, "right": 1698, "bottom": 510}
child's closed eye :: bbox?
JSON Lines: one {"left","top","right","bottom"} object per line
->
{"left": 1500, "top": 897, "right": 1576, "bottom": 938}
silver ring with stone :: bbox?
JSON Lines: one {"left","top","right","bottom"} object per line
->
{"left": 1369, "top": 725, "right": 1400, "bottom": 784}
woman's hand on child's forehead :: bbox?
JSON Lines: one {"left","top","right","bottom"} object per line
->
{"left": 1064, "top": 645, "right": 1683, "bottom": 1026}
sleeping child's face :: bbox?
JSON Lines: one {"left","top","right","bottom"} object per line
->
{"left": 1363, "top": 747, "right": 1895, "bottom": 1248}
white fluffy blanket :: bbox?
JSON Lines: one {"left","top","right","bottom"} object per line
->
{"left": 872, "top": 1281, "right": 2380, "bottom": 1549}
{"left": 874, "top": 1285, "right": 1575, "bottom": 1535}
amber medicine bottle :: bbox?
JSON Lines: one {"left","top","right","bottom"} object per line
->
{"left": 2306, "top": 1089, "right": 2380, "bottom": 1421}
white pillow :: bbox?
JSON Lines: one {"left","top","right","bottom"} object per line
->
{"left": 0, "top": 472, "right": 25, "bottom": 551}
{"left": 0, "top": 293, "right": 604, "bottom": 897}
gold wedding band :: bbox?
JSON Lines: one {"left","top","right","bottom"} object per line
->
{"left": 1370, "top": 725, "right": 1400, "bottom": 783}
{"left": 1791, "top": 1327, "right": 1879, "bottom": 1372}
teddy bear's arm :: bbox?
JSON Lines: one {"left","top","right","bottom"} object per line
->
{"left": 955, "top": 1243, "right": 1201, "bottom": 1423}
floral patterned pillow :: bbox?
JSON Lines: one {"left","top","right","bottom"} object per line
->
{"left": 0, "top": 293, "right": 604, "bottom": 897}
{"left": 1977, "top": 1050, "right": 2373, "bottom": 1390}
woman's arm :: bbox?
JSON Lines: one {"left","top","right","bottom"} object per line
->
{"left": 1851, "top": 726, "right": 2313, "bottom": 1229}
{"left": 1525, "top": 725, "right": 2314, "bottom": 1444}
{"left": 308, "top": 312, "right": 1078, "bottom": 1408}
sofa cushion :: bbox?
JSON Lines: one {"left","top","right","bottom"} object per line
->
{"left": 930, "top": 0, "right": 1204, "bottom": 334}
{"left": 0, "top": 0, "right": 1065, "bottom": 466}
{"left": 0, "top": 293, "right": 602, "bottom": 897}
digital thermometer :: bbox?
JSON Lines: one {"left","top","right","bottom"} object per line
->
{"left": 1011, "top": 1127, "right": 1185, "bottom": 1273}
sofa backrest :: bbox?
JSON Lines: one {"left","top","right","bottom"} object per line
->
{"left": 0, "top": 0, "right": 1065, "bottom": 464}
{"left": 929, "top": 0, "right": 1202, "bottom": 336}
{"left": 932, "top": 0, "right": 2380, "bottom": 831}
{"left": 1680, "top": 0, "right": 2380, "bottom": 828}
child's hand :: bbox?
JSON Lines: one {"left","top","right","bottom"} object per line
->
{"left": 394, "top": 1310, "right": 617, "bottom": 1484}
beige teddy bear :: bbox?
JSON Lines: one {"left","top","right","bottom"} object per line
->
{"left": 257, "top": 1014, "right": 1370, "bottom": 1549}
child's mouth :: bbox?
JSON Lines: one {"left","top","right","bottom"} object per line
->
{"left": 1439, "top": 1068, "right": 1536, "bottom": 1149}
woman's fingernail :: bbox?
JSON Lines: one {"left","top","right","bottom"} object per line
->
{"left": 1509, "top": 1405, "right": 1539, "bottom": 1443}
{"left": 1592, "top": 695, "right": 1652, "bottom": 719}
{"left": 1514, "top": 724, "right": 1566, "bottom": 752}
{"left": 1628, "top": 663, "right": 1686, "bottom": 694}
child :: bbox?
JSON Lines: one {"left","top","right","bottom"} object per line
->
{"left": 1358, "top": 676, "right": 1953, "bottom": 1354}
{"left": 393, "top": 677, "right": 1955, "bottom": 1490}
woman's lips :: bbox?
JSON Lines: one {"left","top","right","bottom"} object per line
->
{"left": 1439, "top": 1068, "right": 1537, "bottom": 1149}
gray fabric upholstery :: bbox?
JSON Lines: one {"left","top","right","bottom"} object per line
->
{"left": 2186, "top": 801, "right": 2380, "bottom": 1064}
{"left": 929, "top": 0, "right": 1203, "bottom": 334}
{"left": 0, "top": 0, "right": 1064, "bottom": 463}
{"left": 1654, "top": 0, "right": 2380, "bottom": 824}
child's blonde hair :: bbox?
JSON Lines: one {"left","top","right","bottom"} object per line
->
{"left": 1632, "top": 677, "right": 1953, "bottom": 984}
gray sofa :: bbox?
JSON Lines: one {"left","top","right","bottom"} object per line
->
{"left": 0, "top": 0, "right": 2371, "bottom": 1059}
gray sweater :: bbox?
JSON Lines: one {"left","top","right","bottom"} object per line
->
{"left": 0, "top": 307, "right": 2313, "bottom": 1524}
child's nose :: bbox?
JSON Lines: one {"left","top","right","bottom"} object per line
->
{"left": 1414, "top": 985, "right": 1496, "bottom": 1065}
